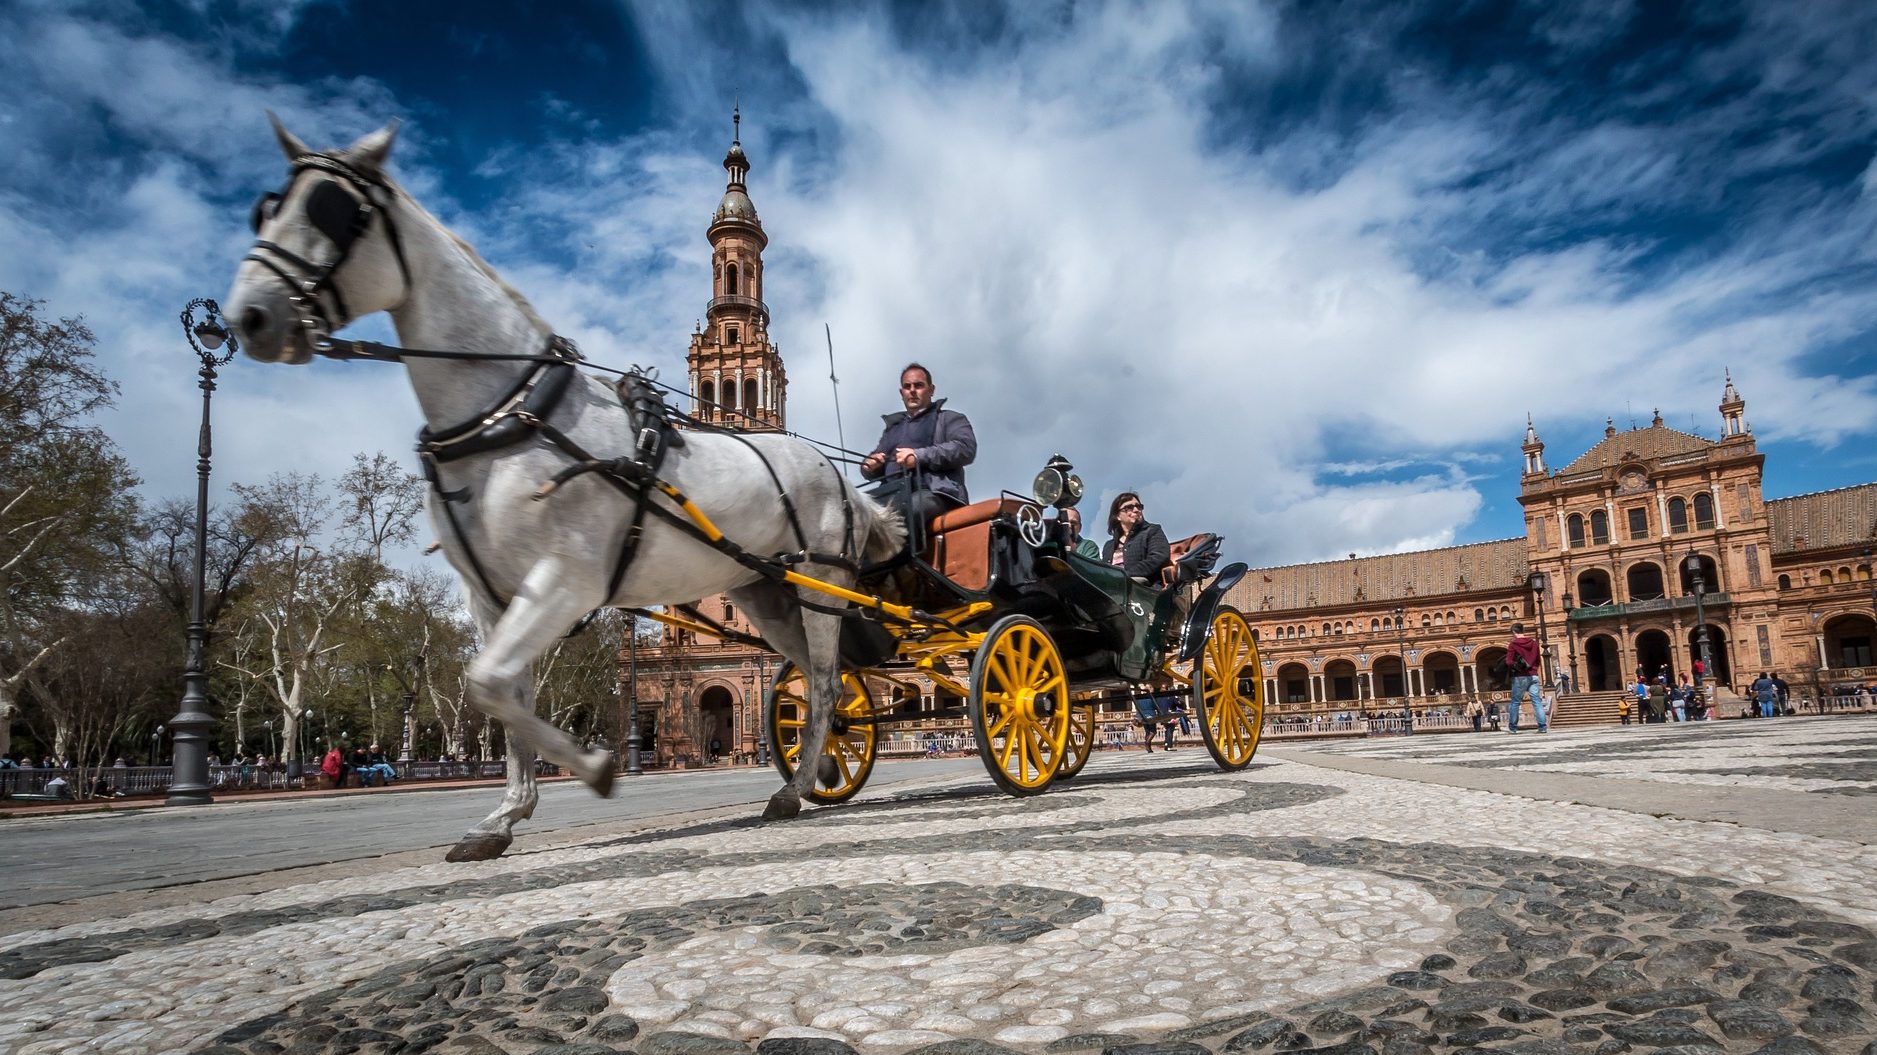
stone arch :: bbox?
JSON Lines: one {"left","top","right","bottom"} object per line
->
{"left": 1678, "top": 553, "right": 1723, "bottom": 594}
{"left": 1823, "top": 613, "right": 1875, "bottom": 670}
{"left": 697, "top": 684, "right": 737, "bottom": 763}
{"left": 1626, "top": 561, "right": 1666, "bottom": 601}
{"left": 1423, "top": 650, "right": 1461, "bottom": 695}
{"left": 1325, "top": 659, "right": 1359, "bottom": 701}
{"left": 1475, "top": 646, "right": 1508, "bottom": 692}
{"left": 1635, "top": 629, "right": 1673, "bottom": 683}
{"left": 1584, "top": 633, "right": 1621, "bottom": 692}
{"left": 1686, "top": 624, "right": 1733, "bottom": 688}
{"left": 1577, "top": 569, "right": 1614, "bottom": 606}
{"left": 1373, "top": 655, "right": 1406, "bottom": 699}
{"left": 1277, "top": 662, "right": 1311, "bottom": 705}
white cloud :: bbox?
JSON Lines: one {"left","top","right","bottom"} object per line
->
{"left": 4, "top": 0, "right": 1875, "bottom": 587}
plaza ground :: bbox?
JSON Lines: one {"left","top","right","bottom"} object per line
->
{"left": 4, "top": 715, "right": 1875, "bottom": 1054}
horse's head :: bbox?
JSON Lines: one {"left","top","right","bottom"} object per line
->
{"left": 224, "top": 115, "right": 409, "bottom": 364}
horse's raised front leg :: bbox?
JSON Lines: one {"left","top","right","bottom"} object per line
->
{"left": 446, "top": 745, "right": 539, "bottom": 862}
{"left": 459, "top": 564, "right": 615, "bottom": 821}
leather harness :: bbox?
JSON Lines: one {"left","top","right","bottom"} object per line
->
{"left": 242, "top": 152, "right": 863, "bottom": 615}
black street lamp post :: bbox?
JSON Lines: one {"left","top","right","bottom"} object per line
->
{"left": 625, "top": 613, "right": 643, "bottom": 776}
{"left": 152, "top": 723, "right": 165, "bottom": 767}
{"left": 167, "top": 299, "right": 237, "bottom": 806}
{"left": 1562, "top": 590, "right": 1580, "bottom": 691}
{"left": 1685, "top": 552, "right": 1715, "bottom": 703}
{"left": 1393, "top": 605, "right": 1407, "bottom": 702}
{"left": 1527, "top": 570, "right": 1553, "bottom": 690}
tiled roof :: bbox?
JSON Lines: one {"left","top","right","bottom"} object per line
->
{"left": 1558, "top": 423, "right": 1715, "bottom": 474}
{"left": 1228, "top": 538, "right": 1528, "bottom": 613}
{"left": 1767, "top": 483, "right": 1877, "bottom": 555}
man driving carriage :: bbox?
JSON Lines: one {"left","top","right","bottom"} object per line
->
{"left": 860, "top": 362, "right": 977, "bottom": 528}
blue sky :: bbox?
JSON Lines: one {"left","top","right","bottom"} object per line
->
{"left": 4, "top": 0, "right": 1875, "bottom": 571}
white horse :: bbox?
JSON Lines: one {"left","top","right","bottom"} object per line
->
{"left": 223, "top": 118, "right": 903, "bottom": 861}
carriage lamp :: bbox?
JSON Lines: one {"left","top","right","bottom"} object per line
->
{"left": 1031, "top": 454, "right": 1084, "bottom": 509}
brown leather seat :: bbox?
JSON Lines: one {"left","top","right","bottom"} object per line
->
{"left": 1161, "top": 533, "right": 1215, "bottom": 587}
{"left": 927, "top": 498, "right": 1028, "bottom": 592}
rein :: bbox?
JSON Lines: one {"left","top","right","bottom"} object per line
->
{"left": 243, "top": 156, "right": 874, "bottom": 614}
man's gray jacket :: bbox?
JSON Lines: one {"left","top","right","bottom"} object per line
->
{"left": 863, "top": 398, "right": 977, "bottom": 505}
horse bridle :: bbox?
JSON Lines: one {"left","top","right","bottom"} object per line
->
{"left": 245, "top": 152, "right": 412, "bottom": 353}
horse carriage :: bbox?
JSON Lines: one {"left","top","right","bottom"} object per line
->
{"left": 224, "top": 117, "right": 1266, "bottom": 859}
{"left": 640, "top": 457, "right": 1266, "bottom": 803}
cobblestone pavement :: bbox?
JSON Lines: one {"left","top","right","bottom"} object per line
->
{"left": 1282, "top": 714, "right": 1877, "bottom": 796}
{"left": 5, "top": 719, "right": 1876, "bottom": 1055}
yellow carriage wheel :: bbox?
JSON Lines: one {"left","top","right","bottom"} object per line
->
{"left": 763, "top": 662, "right": 878, "bottom": 804}
{"left": 967, "top": 616, "right": 1070, "bottom": 796}
{"left": 1192, "top": 606, "right": 1264, "bottom": 770}
{"left": 1054, "top": 703, "right": 1099, "bottom": 781}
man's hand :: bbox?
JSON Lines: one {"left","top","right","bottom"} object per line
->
{"left": 893, "top": 447, "right": 919, "bottom": 470}
{"left": 861, "top": 451, "right": 887, "bottom": 475}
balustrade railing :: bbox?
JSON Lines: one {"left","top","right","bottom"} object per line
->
{"left": 0, "top": 759, "right": 531, "bottom": 802}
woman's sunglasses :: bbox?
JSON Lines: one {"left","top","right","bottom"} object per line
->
{"left": 1120, "top": 502, "right": 1143, "bottom": 512}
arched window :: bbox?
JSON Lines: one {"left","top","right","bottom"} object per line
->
{"left": 1576, "top": 569, "right": 1614, "bottom": 606}
{"left": 1693, "top": 492, "right": 1715, "bottom": 530}
{"left": 1447, "top": 610, "right": 1456, "bottom": 623}
{"left": 1322, "top": 623, "right": 1331, "bottom": 635}
{"left": 699, "top": 379, "right": 715, "bottom": 409}
{"left": 1778, "top": 574, "right": 1791, "bottom": 590}
{"left": 723, "top": 380, "right": 738, "bottom": 411}
{"left": 1474, "top": 608, "right": 1484, "bottom": 622}
{"left": 743, "top": 377, "right": 759, "bottom": 412}
{"left": 1486, "top": 609, "right": 1497, "bottom": 622}
{"left": 1420, "top": 614, "right": 1431, "bottom": 628}
{"left": 1334, "top": 624, "right": 1344, "bottom": 636}
{"left": 726, "top": 325, "right": 739, "bottom": 345}
{"left": 1839, "top": 566, "right": 1853, "bottom": 581}
{"left": 1821, "top": 569, "right": 1835, "bottom": 585}
{"left": 726, "top": 262, "right": 740, "bottom": 296}
{"left": 1589, "top": 510, "right": 1610, "bottom": 545}
{"left": 1567, "top": 514, "right": 1585, "bottom": 549}
{"left": 1432, "top": 613, "right": 1443, "bottom": 627}
{"left": 1501, "top": 605, "right": 1513, "bottom": 619}
{"left": 1668, "top": 497, "right": 1689, "bottom": 534}
{"left": 1371, "top": 618, "right": 1380, "bottom": 631}
{"left": 1626, "top": 561, "right": 1666, "bottom": 601}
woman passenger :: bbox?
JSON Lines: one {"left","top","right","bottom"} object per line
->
{"left": 1102, "top": 491, "right": 1171, "bottom": 584}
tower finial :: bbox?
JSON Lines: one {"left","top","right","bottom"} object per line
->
{"left": 732, "top": 101, "right": 741, "bottom": 146}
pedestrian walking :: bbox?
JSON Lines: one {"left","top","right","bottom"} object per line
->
{"left": 1505, "top": 625, "right": 1546, "bottom": 733}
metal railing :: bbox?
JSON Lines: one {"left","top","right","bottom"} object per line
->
{"left": 0, "top": 759, "right": 533, "bottom": 802}
{"left": 705, "top": 295, "right": 769, "bottom": 324}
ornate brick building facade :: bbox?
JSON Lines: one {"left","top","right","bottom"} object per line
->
{"left": 622, "top": 124, "right": 1877, "bottom": 762}
{"left": 1231, "top": 381, "right": 1877, "bottom": 713}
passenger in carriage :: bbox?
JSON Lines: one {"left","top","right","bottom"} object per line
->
{"left": 1059, "top": 506, "right": 1101, "bottom": 560}
{"left": 860, "top": 362, "right": 978, "bottom": 527}
{"left": 1101, "top": 492, "right": 1171, "bottom": 584}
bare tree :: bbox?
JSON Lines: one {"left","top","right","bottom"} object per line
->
{"left": 336, "top": 452, "right": 424, "bottom": 563}
{"left": 1, "top": 294, "right": 140, "bottom": 759}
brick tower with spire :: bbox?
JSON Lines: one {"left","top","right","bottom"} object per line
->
{"left": 687, "top": 107, "right": 786, "bottom": 430}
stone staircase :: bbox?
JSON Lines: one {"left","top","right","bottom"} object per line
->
{"left": 1548, "top": 691, "right": 1629, "bottom": 728}
{"left": 1550, "top": 687, "right": 1746, "bottom": 727}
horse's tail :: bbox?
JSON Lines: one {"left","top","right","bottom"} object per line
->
{"left": 855, "top": 489, "right": 907, "bottom": 565}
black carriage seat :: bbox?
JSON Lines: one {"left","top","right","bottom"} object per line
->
{"left": 1161, "top": 533, "right": 1223, "bottom": 589}
{"left": 926, "top": 497, "right": 1030, "bottom": 592}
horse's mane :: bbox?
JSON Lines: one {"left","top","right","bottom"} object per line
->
{"left": 368, "top": 163, "right": 553, "bottom": 336}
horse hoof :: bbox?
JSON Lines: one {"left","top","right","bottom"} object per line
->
{"left": 762, "top": 788, "right": 801, "bottom": 821}
{"left": 445, "top": 833, "right": 512, "bottom": 862}
{"left": 587, "top": 752, "right": 617, "bottom": 798}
